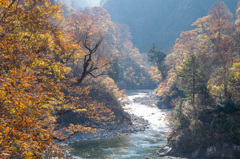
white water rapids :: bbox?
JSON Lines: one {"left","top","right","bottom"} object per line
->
{"left": 67, "top": 90, "right": 171, "bottom": 159}
{"left": 124, "top": 90, "right": 169, "bottom": 131}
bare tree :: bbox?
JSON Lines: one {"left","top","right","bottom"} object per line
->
{"left": 65, "top": 12, "right": 115, "bottom": 86}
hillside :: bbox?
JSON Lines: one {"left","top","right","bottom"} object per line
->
{"left": 102, "top": 0, "right": 238, "bottom": 52}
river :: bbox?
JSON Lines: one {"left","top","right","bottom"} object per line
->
{"left": 65, "top": 90, "right": 170, "bottom": 159}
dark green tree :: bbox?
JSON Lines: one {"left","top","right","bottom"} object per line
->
{"left": 177, "top": 54, "right": 206, "bottom": 120}
{"left": 109, "top": 60, "right": 120, "bottom": 82}
{"left": 148, "top": 42, "right": 166, "bottom": 79}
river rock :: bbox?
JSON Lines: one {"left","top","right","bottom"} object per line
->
{"left": 206, "top": 145, "right": 217, "bottom": 156}
{"left": 233, "top": 144, "right": 240, "bottom": 151}
{"left": 157, "top": 145, "right": 172, "bottom": 156}
{"left": 133, "top": 94, "right": 159, "bottom": 107}
{"left": 202, "top": 143, "right": 240, "bottom": 158}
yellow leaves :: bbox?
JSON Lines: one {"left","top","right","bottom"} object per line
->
{"left": 228, "top": 62, "right": 240, "bottom": 103}
{"left": 149, "top": 66, "right": 162, "bottom": 82}
{"left": 192, "top": 15, "right": 211, "bottom": 33}
{"left": 75, "top": 108, "right": 87, "bottom": 113}
{"left": 207, "top": 62, "right": 239, "bottom": 101}
{"left": 237, "top": 7, "right": 240, "bottom": 14}
{"left": 0, "top": 2, "right": 131, "bottom": 158}
{"left": 0, "top": 64, "right": 61, "bottom": 157}
{"left": 36, "top": 6, "right": 41, "bottom": 12}
{"left": 53, "top": 63, "right": 65, "bottom": 80}
{"left": 63, "top": 66, "right": 72, "bottom": 74}
{"left": 9, "top": 108, "right": 16, "bottom": 114}
{"left": 236, "top": 5, "right": 240, "bottom": 28}
{"left": 231, "top": 62, "right": 240, "bottom": 81}
{"left": 207, "top": 80, "right": 224, "bottom": 97}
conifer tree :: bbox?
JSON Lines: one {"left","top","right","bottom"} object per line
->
{"left": 148, "top": 43, "right": 166, "bottom": 79}
{"left": 177, "top": 54, "right": 206, "bottom": 120}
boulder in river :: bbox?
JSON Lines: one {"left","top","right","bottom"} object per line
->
{"left": 157, "top": 145, "right": 172, "bottom": 156}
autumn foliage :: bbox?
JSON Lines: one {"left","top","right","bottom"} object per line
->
{"left": 157, "top": 2, "right": 239, "bottom": 106}
{"left": 0, "top": 0, "right": 153, "bottom": 157}
{"left": 0, "top": 0, "right": 66, "bottom": 158}
{"left": 159, "top": 2, "right": 240, "bottom": 150}
{"left": 0, "top": 0, "right": 131, "bottom": 158}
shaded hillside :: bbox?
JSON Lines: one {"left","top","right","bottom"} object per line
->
{"left": 102, "top": 0, "right": 237, "bottom": 52}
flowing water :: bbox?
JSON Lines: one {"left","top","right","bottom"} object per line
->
{"left": 66, "top": 90, "right": 170, "bottom": 159}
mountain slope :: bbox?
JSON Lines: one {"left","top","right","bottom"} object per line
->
{"left": 102, "top": 0, "right": 237, "bottom": 52}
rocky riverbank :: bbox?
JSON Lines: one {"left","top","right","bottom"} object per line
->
{"left": 157, "top": 143, "right": 240, "bottom": 159}
{"left": 57, "top": 89, "right": 240, "bottom": 159}
{"left": 57, "top": 111, "right": 149, "bottom": 144}
{"left": 57, "top": 89, "right": 184, "bottom": 159}
{"left": 59, "top": 90, "right": 165, "bottom": 144}
{"left": 56, "top": 90, "right": 177, "bottom": 158}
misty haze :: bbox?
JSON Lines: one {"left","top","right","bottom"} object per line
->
{"left": 0, "top": 0, "right": 239, "bottom": 159}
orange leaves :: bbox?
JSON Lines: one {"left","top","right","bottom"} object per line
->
{"left": 0, "top": 0, "right": 6, "bottom": 5}
{"left": 0, "top": 0, "right": 68, "bottom": 158}
{"left": 191, "top": 2, "right": 234, "bottom": 43}
{"left": 0, "top": 1, "right": 145, "bottom": 158}
{"left": 86, "top": 101, "right": 115, "bottom": 124}
{"left": 236, "top": 3, "right": 240, "bottom": 29}
{"left": 0, "top": 68, "right": 58, "bottom": 158}
{"left": 64, "top": 7, "right": 120, "bottom": 86}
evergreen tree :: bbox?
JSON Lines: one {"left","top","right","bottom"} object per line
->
{"left": 109, "top": 60, "right": 120, "bottom": 82}
{"left": 148, "top": 43, "right": 166, "bottom": 79}
{"left": 177, "top": 54, "right": 206, "bottom": 120}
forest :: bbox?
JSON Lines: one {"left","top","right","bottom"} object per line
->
{"left": 0, "top": 0, "right": 155, "bottom": 158}
{"left": 0, "top": 0, "right": 240, "bottom": 158}
{"left": 155, "top": 2, "right": 240, "bottom": 157}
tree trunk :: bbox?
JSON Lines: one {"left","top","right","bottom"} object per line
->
{"left": 192, "top": 67, "right": 196, "bottom": 120}
{"left": 224, "top": 66, "right": 228, "bottom": 97}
